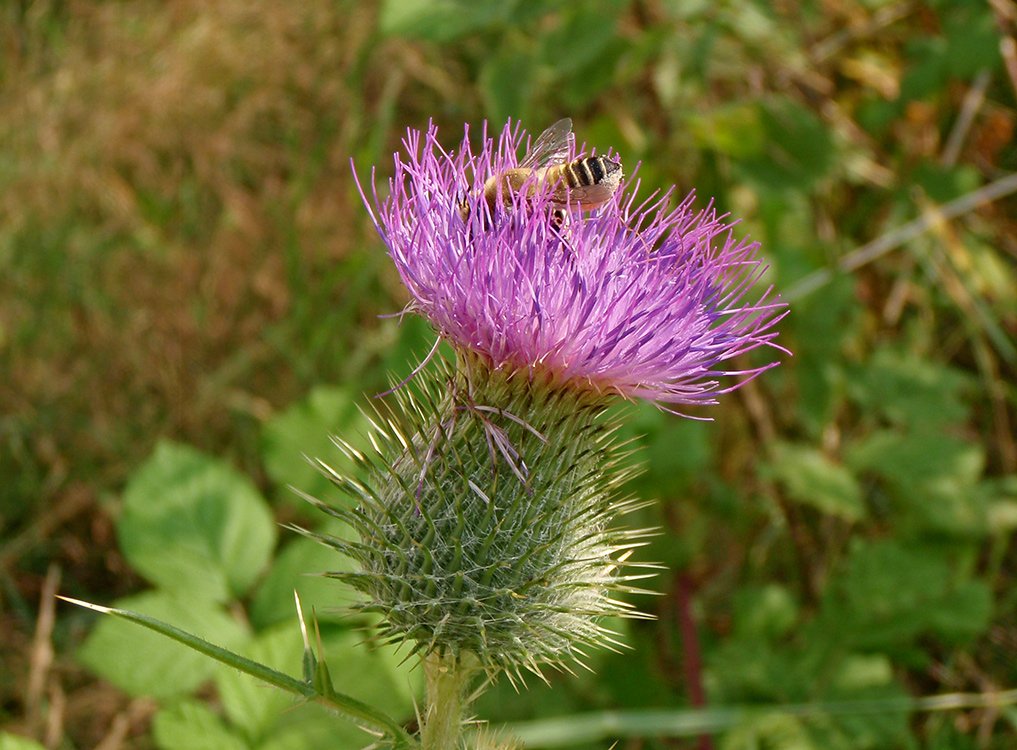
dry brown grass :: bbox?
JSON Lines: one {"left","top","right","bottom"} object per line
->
{"left": 0, "top": 4, "right": 420, "bottom": 741}
{"left": 0, "top": 0, "right": 399, "bottom": 497}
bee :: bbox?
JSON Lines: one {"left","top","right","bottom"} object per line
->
{"left": 459, "top": 118, "right": 623, "bottom": 228}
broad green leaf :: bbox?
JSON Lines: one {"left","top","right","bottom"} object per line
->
{"left": 0, "top": 734, "right": 47, "bottom": 750}
{"left": 910, "top": 162, "right": 982, "bottom": 203}
{"left": 215, "top": 623, "right": 310, "bottom": 740}
{"left": 216, "top": 623, "right": 420, "bottom": 745}
{"left": 248, "top": 525, "right": 355, "bottom": 630}
{"left": 847, "top": 348, "right": 972, "bottom": 430}
{"left": 817, "top": 540, "right": 992, "bottom": 652}
{"left": 942, "top": 4, "right": 1000, "bottom": 77}
{"left": 76, "top": 591, "right": 249, "bottom": 700}
{"left": 118, "top": 441, "right": 277, "bottom": 601}
{"left": 900, "top": 37, "right": 947, "bottom": 100}
{"left": 261, "top": 385, "right": 371, "bottom": 509}
{"left": 787, "top": 276, "right": 857, "bottom": 436}
{"left": 64, "top": 596, "right": 413, "bottom": 746}
{"left": 255, "top": 706, "right": 371, "bottom": 750}
{"left": 379, "top": 0, "right": 522, "bottom": 41}
{"left": 153, "top": 701, "right": 249, "bottom": 750}
{"left": 619, "top": 401, "right": 712, "bottom": 500}
{"left": 538, "top": 3, "right": 623, "bottom": 77}
{"left": 846, "top": 431, "right": 988, "bottom": 535}
{"left": 594, "top": 623, "right": 676, "bottom": 710}
{"left": 765, "top": 443, "right": 866, "bottom": 521}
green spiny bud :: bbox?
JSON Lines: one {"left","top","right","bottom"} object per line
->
{"left": 301, "top": 352, "right": 653, "bottom": 680}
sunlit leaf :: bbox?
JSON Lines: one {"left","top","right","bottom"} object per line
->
{"left": 765, "top": 443, "right": 866, "bottom": 521}
{"left": 153, "top": 701, "right": 248, "bottom": 750}
{"left": 76, "top": 591, "right": 249, "bottom": 700}
{"left": 261, "top": 386, "right": 371, "bottom": 509}
{"left": 118, "top": 442, "right": 277, "bottom": 602}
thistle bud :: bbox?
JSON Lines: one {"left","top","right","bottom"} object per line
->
{"left": 309, "top": 352, "right": 648, "bottom": 678}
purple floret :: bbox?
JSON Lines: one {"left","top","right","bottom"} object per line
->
{"left": 355, "top": 120, "right": 789, "bottom": 412}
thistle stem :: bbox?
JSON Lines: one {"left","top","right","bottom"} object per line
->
{"left": 421, "top": 652, "right": 478, "bottom": 750}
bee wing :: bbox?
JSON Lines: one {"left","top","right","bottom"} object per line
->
{"left": 520, "top": 118, "right": 574, "bottom": 168}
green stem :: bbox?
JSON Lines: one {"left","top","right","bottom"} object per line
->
{"left": 421, "top": 652, "right": 479, "bottom": 750}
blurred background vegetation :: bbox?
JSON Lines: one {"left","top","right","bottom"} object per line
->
{"left": 2, "top": 0, "right": 1016, "bottom": 748}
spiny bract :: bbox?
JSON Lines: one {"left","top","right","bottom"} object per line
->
{"left": 299, "top": 355, "right": 655, "bottom": 679}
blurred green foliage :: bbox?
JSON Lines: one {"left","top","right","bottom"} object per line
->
{"left": 2, "top": 0, "right": 1016, "bottom": 748}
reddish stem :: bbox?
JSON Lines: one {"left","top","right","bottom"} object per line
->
{"left": 676, "top": 572, "right": 713, "bottom": 750}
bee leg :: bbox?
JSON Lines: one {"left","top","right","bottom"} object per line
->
{"left": 547, "top": 209, "right": 579, "bottom": 263}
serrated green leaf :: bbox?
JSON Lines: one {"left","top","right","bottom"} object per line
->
{"left": 261, "top": 386, "right": 371, "bottom": 509}
{"left": 846, "top": 431, "right": 988, "bottom": 534}
{"left": 76, "top": 591, "right": 249, "bottom": 700}
{"left": 153, "top": 701, "right": 249, "bottom": 750}
{"left": 766, "top": 443, "right": 866, "bottom": 521}
{"left": 118, "top": 442, "right": 277, "bottom": 601}
{"left": 817, "top": 540, "right": 992, "bottom": 651}
{"left": 847, "top": 348, "right": 972, "bottom": 430}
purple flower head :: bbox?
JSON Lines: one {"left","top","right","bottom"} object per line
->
{"left": 355, "top": 120, "right": 789, "bottom": 412}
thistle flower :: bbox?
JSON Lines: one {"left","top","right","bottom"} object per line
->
{"left": 356, "top": 120, "right": 788, "bottom": 413}
{"left": 311, "top": 120, "right": 787, "bottom": 748}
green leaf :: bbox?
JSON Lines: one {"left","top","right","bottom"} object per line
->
{"left": 619, "top": 401, "right": 712, "bottom": 499}
{"left": 379, "top": 0, "right": 522, "bottom": 41}
{"left": 76, "top": 591, "right": 249, "bottom": 700}
{"left": 248, "top": 525, "right": 354, "bottom": 630}
{"left": 216, "top": 622, "right": 420, "bottom": 746}
{"left": 720, "top": 713, "right": 815, "bottom": 750}
{"left": 538, "top": 3, "right": 623, "bottom": 77}
{"left": 261, "top": 386, "right": 371, "bottom": 510}
{"left": 817, "top": 540, "right": 993, "bottom": 652}
{"left": 731, "top": 585, "right": 799, "bottom": 640}
{"left": 0, "top": 734, "right": 48, "bottom": 750}
{"left": 64, "top": 596, "right": 414, "bottom": 747}
{"left": 480, "top": 51, "right": 536, "bottom": 128}
{"left": 787, "top": 276, "right": 857, "bottom": 436}
{"left": 942, "top": 4, "right": 1000, "bottom": 78}
{"left": 900, "top": 37, "right": 947, "bottom": 100}
{"left": 688, "top": 103, "right": 765, "bottom": 159}
{"left": 153, "top": 701, "right": 249, "bottom": 750}
{"left": 738, "top": 97, "right": 836, "bottom": 190}
{"left": 847, "top": 348, "right": 972, "bottom": 430}
{"left": 846, "top": 431, "right": 988, "bottom": 534}
{"left": 765, "top": 443, "right": 866, "bottom": 521}
{"left": 118, "top": 442, "right": 277, "bottom": 602}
